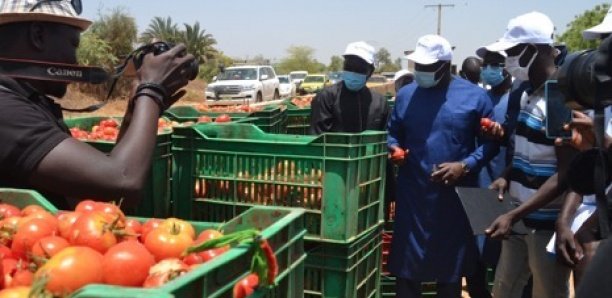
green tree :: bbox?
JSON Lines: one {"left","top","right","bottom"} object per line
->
{"left": 558, "top": 4, "right": 610, "bottom": 51}
{"left": 328, "top": 55, "right": 344, "bottom": 71}
{"left": 276, "top": 46, "right": 323, "bottom": 74}
{"left": 90, "top": 7, "right": 137, "bottom": 58}
{"left": 140, "top": 16, "right": 181, "bottom": 44}
{"left": 375, "top": 48, "right": 392, "bottom": 69}
{"left": 77, "top": 31, "right": 117, "bottom": 67}
{"left": 180, "top": 22, "right": 217, "bottom": 63}
{"left": 199, "top": 52, "right": 234, "bottom": 82}
{"left": 394, "top": 58, "right": 403, "bottom": 69}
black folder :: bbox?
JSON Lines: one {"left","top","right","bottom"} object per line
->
{"left": 456, "top": 187, "right": 528, "bottom": 235}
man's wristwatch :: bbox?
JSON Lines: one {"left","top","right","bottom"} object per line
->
{"left": 461, "top": 162, "right": 470, "bottom": 176}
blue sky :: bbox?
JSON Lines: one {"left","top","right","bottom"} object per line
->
{"left": 82, "top": 0, "right": 606, "bottom": 67}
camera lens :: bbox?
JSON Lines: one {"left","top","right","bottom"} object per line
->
{"left": 558, "top": 50, "right": 599, "bottom": 109}
{"left": 567, "top": 149, "right": 611, "bottom": 195}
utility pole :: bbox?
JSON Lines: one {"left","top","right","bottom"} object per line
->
{"left": 424, "top": 3, "right": 455, "bottom": 35}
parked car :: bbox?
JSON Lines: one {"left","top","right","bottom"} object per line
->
{"left": 289, "top": 71, "right": 308, "bottom": 86}
{"left": 298, "top": 74, "right": 330, "bottom": 94}
{"left": 277, "top": 75, "right": 296, "bottom": 98}
{"left": 328, "top": 71, "right": 343, "bottom": 84}
{"left": 205, "top": 65, "right": 280, "bottom": 104}
{"left": 366, "top": 75, "right": 388, "bottom": 88}
{"left": 381, "top": 72, "right": 396, "bottom": 82}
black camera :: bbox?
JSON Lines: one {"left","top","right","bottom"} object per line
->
{"left": 132, "top": 42, "right": 199, "bottom": 80}
{"left": 558, "top": 36, "right": 612, "bottom": 109}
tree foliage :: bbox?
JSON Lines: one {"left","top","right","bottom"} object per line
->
{"left": 276, "top": 46, "right": 326, "bottom": 74}
{"left": 89, "top": 7, "right": 137, "bottom": 58}
{"left": 328, "top": 55, "right": 344, "bottom": 72}
{"left": 558, "top": 4, "right": 610, "bottom": 52}
{"left": 199, "top": 52, "right": 234, "bottom": 82}
{"left": 77, "top": 31, "right": 117, "bottom": 67}
{"left": 375, "top": 48, "right": 392, "bottom": 68}
{"left": 140, "top": 16, "right": 181, "bottom": 44}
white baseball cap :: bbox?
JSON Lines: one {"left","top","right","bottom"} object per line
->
{"left": 482, "top": 11, "right": 554, "bottom": 53}
{"left": 393, "top": 69, "right": 413, "bottom": 81}
{"left": 343, "top": 41, "right": 376, "bottom": 65}
{"left": 405, "top": 34, "right": 453, "bottom": 65}
{"left": 475, "top": 46, "right": 508, "bottom": 59}
{"left": 0, "top": 0, "right": 90, "bottom": 31}
{"left": 583, "top": 6, "right": 612, "bottom": 40}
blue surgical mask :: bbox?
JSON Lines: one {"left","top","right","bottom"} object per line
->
{"left": 480, "top": 65, "right": 506, "bottom": 87}
{"left": 342, "top": 71, "right": 367, "bottom": 91}
{"left": 414, "top": 63, "right": 446, "bottom": 88}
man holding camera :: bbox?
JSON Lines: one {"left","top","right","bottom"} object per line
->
{"left": 482, "top": 12, "right": 577, "bottom": 298}
{"left": 0, "top": 0, "right": 196, "bottom": 209}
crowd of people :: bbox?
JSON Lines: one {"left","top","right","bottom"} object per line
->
{"left": 310, "top": 9, "right": 612, "bottom": 298}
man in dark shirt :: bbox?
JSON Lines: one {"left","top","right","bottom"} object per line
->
{"left": 0, "top": 1, "right": 195, "bottom": 209}
{"left": 310, "top": 41, "right": 389, "bottom": 134}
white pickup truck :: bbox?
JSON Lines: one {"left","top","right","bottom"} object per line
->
{"left": 205, "top": 65, "right": 280, "bottom": 104}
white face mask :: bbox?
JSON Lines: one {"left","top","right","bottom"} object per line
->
{"left": 505, "top": 46, "right": 538, "bottom": 81}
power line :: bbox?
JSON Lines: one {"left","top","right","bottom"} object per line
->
{"left": 424, "top": 3, "right": 455, "bottom": 35}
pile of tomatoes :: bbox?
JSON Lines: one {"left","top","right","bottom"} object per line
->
{"left": 69, "top": 118, "right": 173, "bottom": 142}
{"left": 0, "top": 200, "right": 230, "bottom": 297}
{"left": 195, "top": 104, "right": 262, "bottom": 113}
{"left": 289, "top": 95, "right": 315, "bottom": 109}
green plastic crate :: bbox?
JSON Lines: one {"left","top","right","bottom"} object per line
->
{"left": 172, "top": 124, "right": 387, "bottom": 243}
{"left": 64, "top": 116, "right": 173, "bottom": 218}
{"left": 304, "top": 224, "right": 382, "bottom": 298}
{"left": 286, "top": 108, "right": 311, "bottom": 135}
{"left": 164, "top": 105, "right": 287, "bottom": 134}
{"left": 0, "top": 188, "right": 306, "bottom": 298}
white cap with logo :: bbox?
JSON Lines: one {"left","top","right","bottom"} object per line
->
{"left": 583, "top": 6, "right": 612, "bottom": 40}
{"left": 343, "top": 41, "right": 376, "bottom": 65}
{"left": 480, "top": 11, "right": 554, "bottom": 54}
{"left": 393, "top": 69, "right": 413, "bottom": 81}
{"left": 405, "top": 34, "right": 453, "bottom": 65}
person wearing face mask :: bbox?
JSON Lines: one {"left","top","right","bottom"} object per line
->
{"left": 481, "top": 12, "right": 578, "bottom": 298}
{"left": 387, "top": 34, "right": 496, "bottom": 298}
{"left": 462, "top": 48, "right": 513, "bottom": 298}
{"left": 309, "top": 41, "right": 389, "bottom": 134}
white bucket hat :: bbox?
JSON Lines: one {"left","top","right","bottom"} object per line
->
{"left": 0, "top": 0, "right": 91, "bottom": 31}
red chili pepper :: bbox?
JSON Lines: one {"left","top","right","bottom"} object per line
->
{"left": 259, "top": 239, "right": 277, "bottom": 284}
{"left": 233, "top": 273, "right": 259, "bottom": 298}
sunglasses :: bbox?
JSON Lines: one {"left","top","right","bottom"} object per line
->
{"left": 30, "top": 0, "right": 82, "bottom": 15}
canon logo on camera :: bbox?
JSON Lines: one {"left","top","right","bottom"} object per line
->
{"left": 47, "top": 67, "right": 83, "bottom": 78}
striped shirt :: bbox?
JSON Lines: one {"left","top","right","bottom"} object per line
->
{"left": 508, "top": 90, "right": 561, "bottom": 224}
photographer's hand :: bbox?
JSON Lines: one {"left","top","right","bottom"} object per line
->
{"left": 137, "top": 43, "right": 196, "bottom": 108}
{"left": 554, "top": 111, "right": 595, "bottom": 151}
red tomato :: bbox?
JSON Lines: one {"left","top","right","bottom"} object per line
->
{"left": 69, "top": 212, "right": 119, "bottom": 254}
{"left": 480, "top": 118, "right": 493, "bottom": 129}
{"left": 100, "top": 119, "right": 118, "bottom": 128}
{"left": 390, "top": 147, "right": 406, "bottom": 162}
{"left": 182, "top": 253, "right": 204, "bottom": 266}
{"left": 94, "top": 202, "right": 126, "bottom": 226}
{"left": 56, "top": 212, "right": 80, "bottom": 239}
{"left": 11, "top": 218, "right": 57, "bottom": 259}
{"left": 215, "top": 114, "right": 231, "bottom": 123}
{"left": 197, "top": 116, "right": 212, "bottom": 123}
{"left": 0, "top": 205, "right": 20, "bottom": 220}
{"left": 141, "top": 219, "right": 162, "bottom": 241}
{"left": 20, "top": 206, "right": 44, "bottom": 217}
{"left": 8, "top": 270, "right": 33, "bottom": 288}
{"left": 233, "top": 273, "right": 259, "bottom": 298}
{"left": 142, "top": 259, "right": 189, "bottom": 288}
{"left": 31, "top": 236, "right": 69, "bottom": 260}
{"left": 159, "top": 218, "right": 195, "bottom": 239}
{"left": 18, "top": 211, "right": 58, "bottom": 232}
{"left": 0, "top": 286, "right": 30, "bottom": 298}
{"left": 35, "top": 246, "right": 104, "bottom": 295}
{"left": 75, "top": 200, "right": 98, "bottom": 214}
{"left": 144, "top": 228, "right": 194, "bottom": 261}
{"left": 0, "top": 245, "right": 13, "bottom": 259}
{"left": 124, "top": 219, "right": 142, "bottom": 235}
{"left": 102, "top": 241, "right": 155, "bottom": 287}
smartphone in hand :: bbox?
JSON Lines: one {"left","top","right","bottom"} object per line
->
{"left": 545, "top": 80, "right": 572, "bottom": 140}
